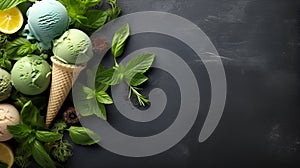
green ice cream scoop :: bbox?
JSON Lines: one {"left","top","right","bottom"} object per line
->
{"left": 52, "top": 29, "right": 93, "bottom": 65}
{"left": 11, "top": 55, "right": 51, "bottom": 95}
{"left": 0, "top": 69, "right": 12, "bottom": 101}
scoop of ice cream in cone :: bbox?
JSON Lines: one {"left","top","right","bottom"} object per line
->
{"left": 46, "top": 29, "right": 93, "bottom": 127}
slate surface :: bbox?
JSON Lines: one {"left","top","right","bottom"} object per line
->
{"left": 64, "top": 0, "right": 300, "bottom": 167}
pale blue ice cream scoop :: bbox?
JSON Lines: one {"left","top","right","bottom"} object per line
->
{"left": 23, "top": 0, "right": 70, "bottom": 50}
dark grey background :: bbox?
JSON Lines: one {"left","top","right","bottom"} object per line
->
{"left": 65, "top": 0, "right": 300, "bottom": 167}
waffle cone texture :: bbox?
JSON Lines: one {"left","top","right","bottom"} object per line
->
{"left": 46, "top": 57, "right": 85, "bottom": 127}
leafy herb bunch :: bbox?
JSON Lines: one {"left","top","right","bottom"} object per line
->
{"left": 79, "top": 23, "right": 155, "bottom": 120}
{"left": 7, "top": 101, "right": 100, "bottom": 168}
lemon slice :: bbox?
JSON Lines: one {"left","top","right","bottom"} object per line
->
{"left": 0, "top": 7, "right": 24, "bottom": 34}
{"left": 0, "top": 143, "right": 14, "bottom": 168}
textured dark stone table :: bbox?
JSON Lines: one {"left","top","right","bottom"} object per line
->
{"left": 65, "top": 0, "right": 300, "bottom": 167}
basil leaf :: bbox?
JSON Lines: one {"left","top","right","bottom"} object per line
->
{"left": 124, "top": 53, "right": 155, "bottom": 80}
{"left": 111, "top": 23, "right": 130, "bottom": 58}
{"left": 73, "top": 83, "right": 96, "bottom": 116}
{"left": 94, "top": 103, "right": 107, "bottom": 120}
{"left": 20, "top": 101, "right": 45, "bottom": 129}
{"left": 31, "top": 140, "right": 56, "bottom": 168}
{"left": 0, "top": 50, "right": 12, "bottom": 71}
{"left": 97, "top": 65, "right": 124, "bottom": 85}
{"left": 96, "top": 67, "right": 114, "bottom": 84}
{"left": 7, "top": 124, "right": 32, "bottom": 139}
{"left": 0, "top": 0, "right": 26, "bottom": 10}
{"left": 96, "top": 91, "right": 113, "bottom": 104}
{"left": 79, "top": 10, "right": 107, "bottom": 33}
{"left": 35, "top": 131, "right": 63, "bottom": 142}
{"left": 82, "top": 86, "right": 95, "bottom": 99}
{"left": 129, "top": 73, "right": 148, "bottom": 86}
{"left": 68, "top": 126, "right": 100, "bottom": 145}
{"left": 75, "top": 84, "right": 107, "bottom": 120}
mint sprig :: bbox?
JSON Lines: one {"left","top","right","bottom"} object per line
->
{"left": 100, "top": 23, "right": 155, "bottom": 106}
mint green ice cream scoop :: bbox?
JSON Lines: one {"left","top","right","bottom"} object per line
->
{"left": 11, "top": 55, "right": 51, "bottom": 95}
{"left": 0, "top": 69, "right": 12, "bottom": 101}
{"left": 52, "top": 29, "right": 93, "bottom": 65}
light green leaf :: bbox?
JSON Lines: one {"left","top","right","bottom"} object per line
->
{"left": 73, "top": 83, "right": 95, "bottom": 116}
{"left": 82, "top": 10, "right": 107, "bottom": 30}
{"left": 106, "top": 0, "right": 121, "bottom": 21}
{"left": 97, "top": 65, "right": 124, "bottom": 85}
{"left": 83, "top": 0, "right": 101, "bottom": 8}
{"left": 0, "top": 0, "right": 26, "bottom": 10}
{"left": 20, "top": 101, "right": 45, "bottom": 129}
{"left": 96, "top": 91, "right": 113, "bottom": 104}
{"left": 7, "top": 124, "right": 32, "bottom": 139}
{"left": 94, "top": 103, "right": 107, "bottom": 120}
{"left": 111, "top": 23, "right": 130, "bottom": 58}
{"left": 68, "top": 126, "right": 100, "bottom": 145}
{"left": 82, "top": 86, "right": 95, "bottom": 99}
{"left": 31, "top": 140, "right": 56, "bottom": 168}
{"left": 35, "top": 130, "right": 63, "bottom": 142}
{"left": 129, "top": 73, "right": 148, "bottom": 86}
{"left": 124, "top": 53, "right": 155, "bottom": 80}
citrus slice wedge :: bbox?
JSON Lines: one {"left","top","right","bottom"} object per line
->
{"left": 0, "top": 143, "right": 14, "bottom": 168}
{"left": 0, "top": 7, "right": 24, "bottom": 34}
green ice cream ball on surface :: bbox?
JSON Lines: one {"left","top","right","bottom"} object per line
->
{"left": 11, "top": 55, "right": 51, "bottom": 95}
{"left": 53, "top": 29, "right": 93, "bottom": 65}
{"left": 0, "top": 69, "right": 12, "bottom": 101}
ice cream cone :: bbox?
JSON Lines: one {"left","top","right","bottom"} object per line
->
{"left": 46, "top": 56, "right": 85, "bottom": 127}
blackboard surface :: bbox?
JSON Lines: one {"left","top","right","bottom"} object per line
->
{"left": 65, "top": 0, "right": 300, "bottom": 168}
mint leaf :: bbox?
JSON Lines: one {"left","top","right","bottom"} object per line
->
{"left": 111, "top": 23, "right": 130, "bottom": 58}
{"left": 32, "top": 140, "right": 56, "bottom": 168}
{"left": 0, "top": 0, "right": 26, "bottom": 10}
{"left": 95, "top": 91, "right": 113, "bottom": 104}
{"left": 94, "top": 103, "right": 107, "bottom": 120}
{"left": 124, "top": 53, "right": 155, "bottom": 80}
{"left": 20, "top": 101, "right": 45, "bottom": 129}
{"left": 67, "top": 126, "right": 100, "bottom": 145}
{"left": 83, "top": 86, "right": 95, "bottom": 99}
{"left": 76, "top": 98, "right": 97, "bottom": 117}
{"left": 129, "top": 73, "right": 148, "bottom": 86}
{"left": 7, "top": 124, "right": 32, "bottom": 139}
{"left": 35, "top": 131, "right": 63, "bottom": 142}
{"left": 74, "top": 83, "right": 96, "bottom": 116}
{"left": 6, "top": 38, "right": 39, "bottom": 60}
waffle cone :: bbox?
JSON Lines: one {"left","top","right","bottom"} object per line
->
{"left": 46, "top": 57, "right": 85, "bottom": 127}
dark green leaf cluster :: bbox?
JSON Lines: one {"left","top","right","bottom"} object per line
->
{"left": 58, "top": 0, "right": 121, "bottom": 35}
{"left": 7, "top": 101, "right": 100, "bottom": 168}
{"left": 0, "top": 35, "right": 41, "bottom": 71}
